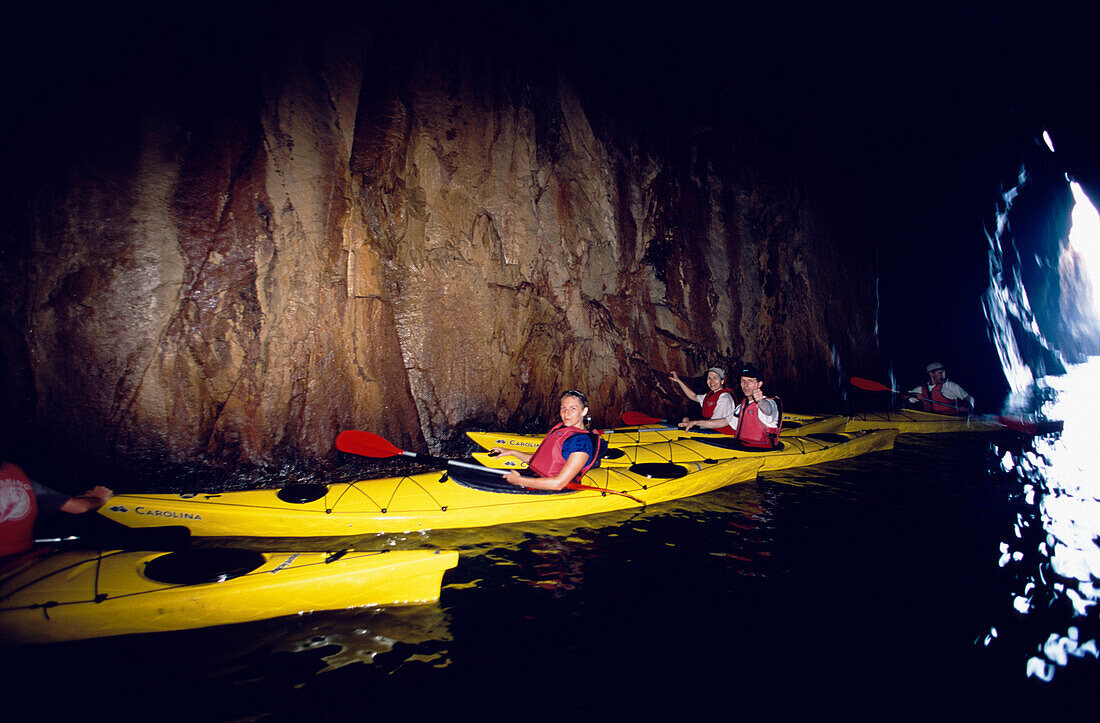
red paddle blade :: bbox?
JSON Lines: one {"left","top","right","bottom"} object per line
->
{"left": 849, "top": 377, "right": 892, "bottom": 392}
{"left": 335, "top": 430, "right": 404, "bottom": 458}
{"left": 995, "top": 415, "right": 1064, "bottom": 435}
{"left": 621, "top": 411, "right": 663, "bottom": 425}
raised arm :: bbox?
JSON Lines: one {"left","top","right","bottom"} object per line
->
{"left": 668, "top": 371, "right": 699, "bottom": 402}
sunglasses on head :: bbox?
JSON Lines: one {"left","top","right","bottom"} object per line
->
{"left": 561, "top": 389, "right": 588, "bottom": 405}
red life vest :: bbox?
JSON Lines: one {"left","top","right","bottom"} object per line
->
{"left": 701, "top": 389, "right": 736, "bottom": 435}
{"left": 528, "top": 424, "right": 600, "bottom": 481}
{"left": 0, "top": 462, "right": 38, "bottom": 557}
{"left": 920, "top": 384, "right": 966, "bottom": 415}
{"left": 735, "top": 399, "right": 781, "bottom": 448}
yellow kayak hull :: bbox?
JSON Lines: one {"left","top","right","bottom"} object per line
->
{"left": 470, "top": 428, "right": 897, "bottom": 473}
{"left": 99, "top": 459, "right": 760, "bottom": 537}
{"left": 844, "top": 410, "right": 1006, "bottom": 434}
{"left": 0, "top": 548, "right": 458, "bottom": 645}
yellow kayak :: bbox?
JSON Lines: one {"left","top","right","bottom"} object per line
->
{"left": 99, "top": 458, "right": 761, "bottom": 538}
{"left": 843, "top": 410, "right": 1007, "bottom": 434}
{"left": 469, "top": 428, "right": 897, "bottom": 473}
{"left": 596, "top": 413, "right": 846, "bottom": 447}
{"left": 0, "top": 547, "right": 458, "bottom": 645}
{"left": 778, "top": 414, "right": 848, "bottom": 435}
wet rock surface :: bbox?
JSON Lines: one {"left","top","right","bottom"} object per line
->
{"left": 1, "top": 1, "right": 1095, "bottom": 488}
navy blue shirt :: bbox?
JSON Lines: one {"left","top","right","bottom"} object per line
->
{"left": 561, "top": 434, "right": 594, "bottom": 463}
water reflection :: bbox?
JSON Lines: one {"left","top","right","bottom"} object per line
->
{"left": 990, "top": 357, "right": 1100, "bottom": 682}
{"left": 269, "top": 605, "right": 455, "bottom": 675}
{"left": 153, "top": 481, "right": 777, "bottom": 694}
{"left": 16, "top": 419, "right": 1100, "bottom": 714}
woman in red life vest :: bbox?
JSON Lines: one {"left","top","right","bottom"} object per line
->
{"left": 907, "top": 362, "right": 975, "bottom": 414}
{"left": 669, "top": 366, "right": 736, "bottom": 434}
{"left": 678, "top": 363, "right": 781, "bottom": 448}
{"left": 490, "top": 390, "right": 600, "bottom": 490}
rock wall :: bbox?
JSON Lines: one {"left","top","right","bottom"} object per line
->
{"left": 0, "top": 3, "right": 897, "bottom": 486}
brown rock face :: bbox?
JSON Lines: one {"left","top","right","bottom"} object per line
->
{"left": 0, "top": 5, "right": 881, "bottom": 487}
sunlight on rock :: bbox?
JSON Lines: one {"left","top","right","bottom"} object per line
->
{"left": 1068, "top": 181, "right": 1100, "bottom": 319}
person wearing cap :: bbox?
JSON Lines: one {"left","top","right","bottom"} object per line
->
{"left": 907, "top": 362, "right": 974, "bottom": 414}
{"left": 678, "top": 363, "right": 782, "bottom": 447}
{"left": 668, "top": 366, "right": 736, "bottom": 434}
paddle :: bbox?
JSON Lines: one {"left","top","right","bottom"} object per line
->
{"left": 335, "top": 430, "right": 643, "bottom": 502}
{"left": 336, "top": 430, "right": 501, "bottom": 474}
{"left": 33, "top": 520, "right": 192, "bottom": 551}
{"left": 620, "top": 410, "right": 730, "bottom": 436}
{"left": 848, "top": 377, "right": 1062, "bottom": 434}
{"left": 849, "top": 377, "right": 968, "bottom": 412}
{"left": 620, "top": 411, "right": 679, "bottom": 427}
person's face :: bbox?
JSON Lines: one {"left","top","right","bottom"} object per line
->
{"left": 740, "top": 376, "right": 762, "bottom": 397}
{"left": 706, "top": 372, "right": 724, "bottom": 391}
{"left": 559, "top": 395, "right": 588, "bottom": 428}
{"left": 929, "top": 368, "right": 947, "bottom": 384}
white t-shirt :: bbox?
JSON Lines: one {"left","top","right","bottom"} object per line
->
{"left": 697, "top": 394, "right": 779, "bottom": 430}
{"left": 694, "top": 391, "right": 735, "bottom": 421}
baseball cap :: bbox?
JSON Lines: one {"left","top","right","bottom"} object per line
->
{"left": 739, "top": 362, "right": 762, "bottom": 380}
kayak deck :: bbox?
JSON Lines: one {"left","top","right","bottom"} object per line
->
{"left": 471, "top": 428, "right": 897, "bottom": 472}
{"left": 0, "top": 548, "right": 458, "bottom": 645}
{"left": 99, "top": 458, "right": 761, "bottom": 538}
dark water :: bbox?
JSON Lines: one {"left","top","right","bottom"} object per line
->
{"left": 5, "top": 366, "right": 1098, "bottom": 720}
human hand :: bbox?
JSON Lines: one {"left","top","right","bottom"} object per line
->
{"left": 504, "top": 471, "right": 523, "bottom": 485}
{"left": 83, "top": 486, "right": 114, "bottom": 505}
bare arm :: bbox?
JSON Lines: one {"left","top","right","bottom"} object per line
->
{"left": 668, "top": 371, "right": 699, "bottom": 403}
{"left": 503, "top": 451, "right": 589, "bottom": 491}
{"left": 59, "top": 485, "right": 113, "bottom": 514}
{"left": 679, "top": 417, "right": 729, "bottom": 431}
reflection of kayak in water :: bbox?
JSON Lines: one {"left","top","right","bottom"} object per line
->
{"left": 99, "top": 457, "right": 761, "bottom": 538}
{"left": 843, "top": 410, "right": 1063, "bottom": 435}
{"left": 0, "top": 547, "right": 458, "bottom": 644}
{"left": 470, "top": 429, "right": 897, "bottom": 472}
